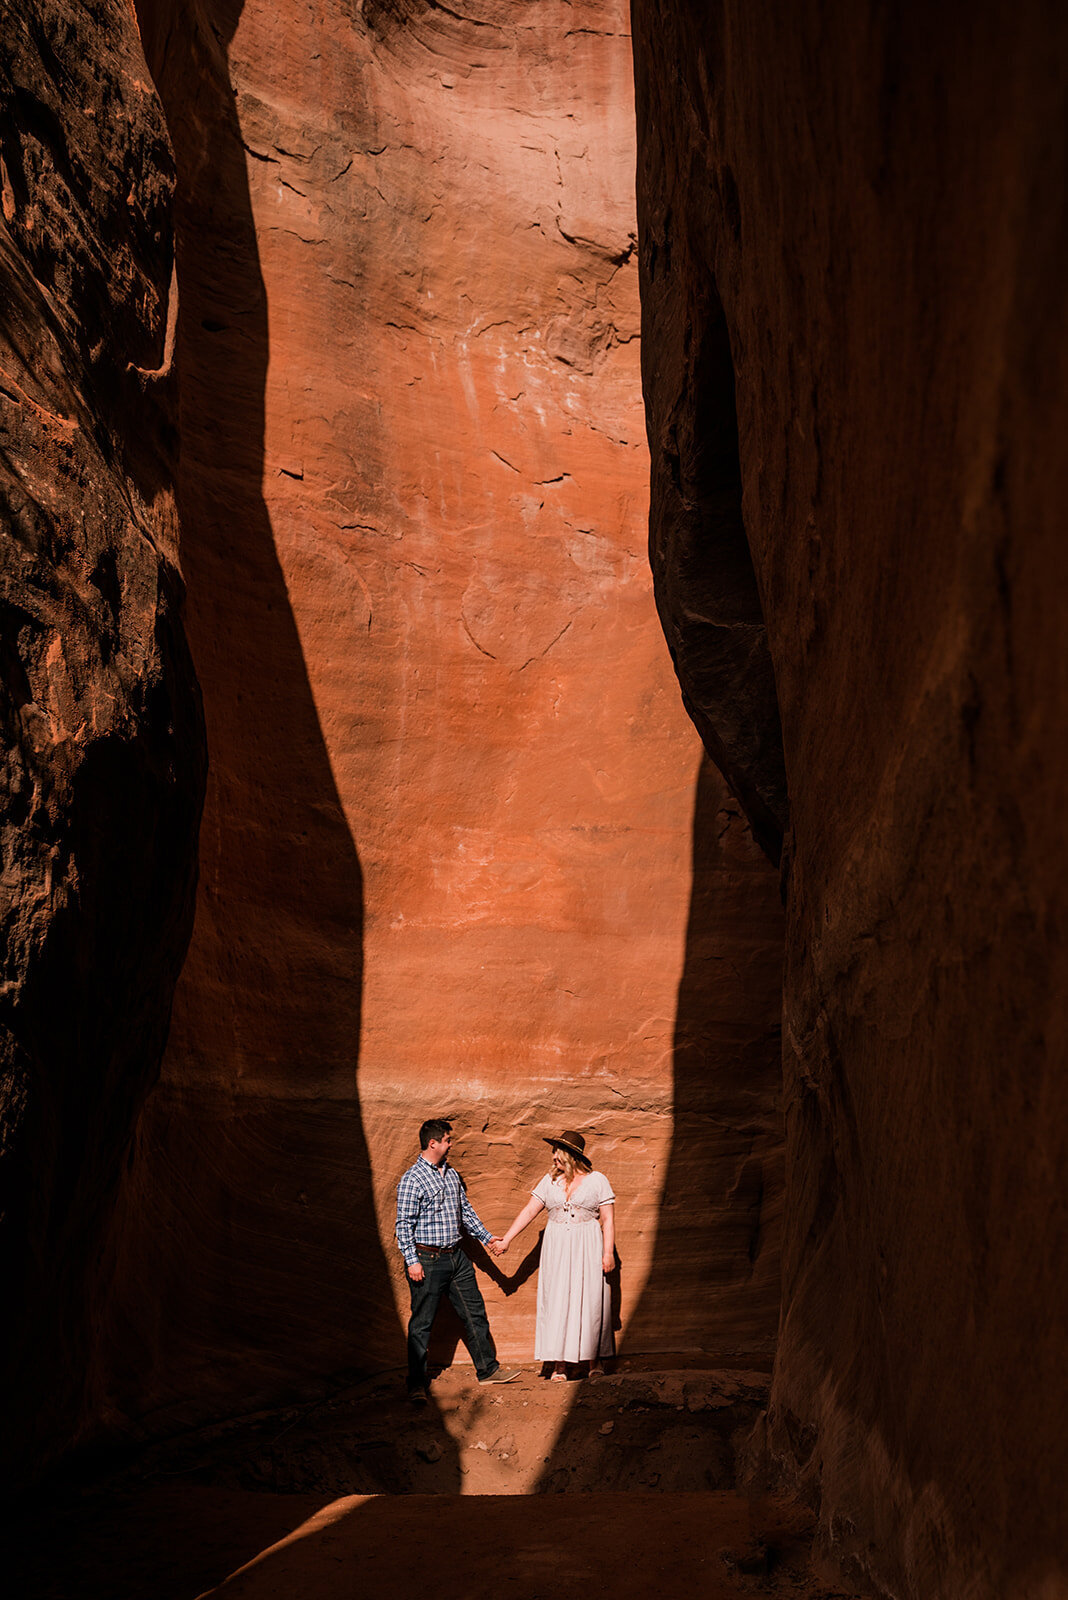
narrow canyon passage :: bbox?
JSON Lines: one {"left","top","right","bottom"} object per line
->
{"left": 99, "top": 0, "right": 785, "bottom": 1448}
{"left": 3, "top": 1, "right": 1065, "bottom": 1598}
{"left": 6, "top": 0, "right": 797, "bottom": 1594}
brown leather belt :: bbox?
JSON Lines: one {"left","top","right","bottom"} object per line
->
{"left": 415, "top": 1241, "right": 463, "bottom": 1256}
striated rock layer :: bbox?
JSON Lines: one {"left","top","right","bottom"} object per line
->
{"left": 0, "top": 2, "right": 204, "bottom": 1484}
{"left": 98, "top": 0, "right": 785, "bottom": 1438}
{"left": 633, "top": 2, "right": 1068, "bottom": 1596}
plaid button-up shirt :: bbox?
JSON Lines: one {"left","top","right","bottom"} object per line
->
{"left": 395, "top": 1156, "right": 492, "bottom": 1266}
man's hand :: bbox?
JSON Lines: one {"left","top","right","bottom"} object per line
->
{"left": 407, "top": 1261, "right": 425, "bottom": 1283}
{"left": 489, "top": 1236, "right": 508, "bottom": 1257}
{"left": 602, "top": 1252, "right": 614, "bottom": 1274}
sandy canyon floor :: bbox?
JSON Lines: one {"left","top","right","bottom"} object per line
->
{"left": 9, "top": 1362, "right": 865, "bottom": 1599}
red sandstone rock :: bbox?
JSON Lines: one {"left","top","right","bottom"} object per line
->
{"left": 0, "top": 0, "right": 204, "bottom": 1486}
{"left": 97, "top": 0, "right": 785, "bottom": 1441}
{"left": 633, "top": 2, "right": 1068, "bottom": 1594}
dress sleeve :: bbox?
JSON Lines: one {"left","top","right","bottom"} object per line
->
{"left": 593, "top": 1171, "right": 616, "bottom": 1205}
{"left": 532, "top": 1173, "right": 554, "bottom": 1207}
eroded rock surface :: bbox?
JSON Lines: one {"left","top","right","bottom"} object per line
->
{"left": 0, "top": 1, "right": 203, "bottom": 1484}
{"left": 633, "top": 3, "right": 1068, "bottom": 1596}
{"left": 97, "top": 0, "right": 785, "bottom": 1442}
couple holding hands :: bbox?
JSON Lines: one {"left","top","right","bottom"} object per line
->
{"left": 395, "top": 1117, "right": 616, "bottom": 1398}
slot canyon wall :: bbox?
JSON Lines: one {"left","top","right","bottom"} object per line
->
{"left": 632, "top": 1, "right": 1068, "bottom": 1596}
{"left": 0, "top": 1, "right": 205, "bottom": 1484}
{"left": 90, "top": 0, "right": 785, "bottom": 1445}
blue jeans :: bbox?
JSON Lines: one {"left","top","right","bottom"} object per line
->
{"left": 406, "top": 1245, "right": 499, "bottom": 1390}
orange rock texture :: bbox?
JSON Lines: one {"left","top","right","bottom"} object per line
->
{"left": 633, "top": 2, "right": 1068, "bottom": 1595}
{"left": 94, "top": 0, "right": 785, "bottom": 1436}
{"left": 0, "top": 0, "right": 204, "bottom": 1484}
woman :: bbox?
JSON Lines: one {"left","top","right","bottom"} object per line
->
{"left": 498, "top": 1130, "right": 615, "bottom": 1379}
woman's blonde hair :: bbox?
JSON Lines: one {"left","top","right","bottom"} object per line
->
{"left": 553, "top": 1147, "right": 577, "bottom": 1181}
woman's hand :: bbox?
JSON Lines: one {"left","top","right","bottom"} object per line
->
{"left": 602, "top": 1251, "right": 614, "bottom": 1274}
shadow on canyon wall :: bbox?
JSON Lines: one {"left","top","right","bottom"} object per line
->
{"left": 623, "top": 753, "right": 783, "bottom": 1357}
{"left": 99, "top": 0, "right": 460, "bottom": 1484}
{"left": 534, "top": 752, "right": 783, "bottom": 1488}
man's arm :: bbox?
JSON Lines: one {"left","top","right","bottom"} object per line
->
{"left": 395, "top": 1170, "right": 422, "bottom": 1267}
{"left": 458, "top": 1173, "right": 493, "bottom": 1246}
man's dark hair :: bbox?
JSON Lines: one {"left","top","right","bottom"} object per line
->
{"left": 419, "top": 1118, "right": 452, "bottom": 1150}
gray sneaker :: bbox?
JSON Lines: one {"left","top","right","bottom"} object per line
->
{"left": 479, "top": 1366, "right": 521, "bottom": 1385}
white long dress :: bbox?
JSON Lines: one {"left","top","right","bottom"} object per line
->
{"left": 532, "top": 1169, "right": 615, "bottom": 1362}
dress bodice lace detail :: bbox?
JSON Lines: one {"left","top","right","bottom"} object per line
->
{"left": 534, "top": 1170, "right": 615, "bottom": 1228}
{"left": 546, "top": 1199, "right": 601, "bottom": 1227}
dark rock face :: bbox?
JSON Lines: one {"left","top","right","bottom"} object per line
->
{"left": 637, "top": 152, "right": 787, "bottom": 865}
{"left": 0, "top": 1, "right": 204, "bottom": 1483}
{"left": 633, "top": 2, "right": 1068, "bottom": 1596}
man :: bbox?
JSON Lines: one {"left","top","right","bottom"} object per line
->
{"left": 395, "top": 1118, "right": 520, "bottom": 1400}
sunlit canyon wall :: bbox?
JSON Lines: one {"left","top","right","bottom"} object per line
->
{"left": 88, "top": 0, "right": 785, "bottom": 1438}
{"left": 632, "top": 2, "right": 1068, "bottom": 1596}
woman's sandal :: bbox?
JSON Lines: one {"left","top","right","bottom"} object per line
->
{"left": 550, "top": 1366, "right": 568, "bottom": 1381}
